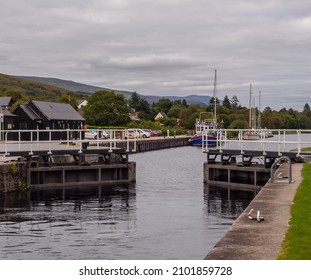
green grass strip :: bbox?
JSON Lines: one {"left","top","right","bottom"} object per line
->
{"left": 277, "top": 163, "right": 311, "bottom": 259}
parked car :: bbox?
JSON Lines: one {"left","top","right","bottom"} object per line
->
{"left": 142, "top": 129, "right": 160, "bottom": 137}
{"left": 126, "top": 128, "right": 151, "bottom": 139}
{"left": 151, "top": 130, "right": 159, "bottom": 137}
{"left": 84, "top": 130, "right": 110, "bottom": 140}
{"left": 155, "top": 130, "right": 163, "bottom": 136}
{"left": 142, "top": 129, "right": 158, "bottom": 137}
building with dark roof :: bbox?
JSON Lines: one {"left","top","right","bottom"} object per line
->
{"left": 0, "top": 97, "right": 13, "bottom": 109}
{"left": 0, "top": 109, "right": 18, "bottom": 140}
{"left": 12, "top": 100, "right": 85, "bottom": 140}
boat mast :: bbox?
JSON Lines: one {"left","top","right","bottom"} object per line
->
{"left": 252, "top": 94, "right": 256, "bottom": 129}
{"left": 213, "top": 69, "right": 217, "bottom": 123}
{"left": 258, "top": 90, "right": 261, "bottom": 129}
{"left": 248, "top": 84, "right": 252, "bottom": 128}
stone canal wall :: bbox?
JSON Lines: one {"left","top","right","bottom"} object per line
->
{"left": 94, "top": 136, "right": 191, "bottom": 153}
{"left": 133, "top": 136, "right": 191, "bottom": 153}
{"left": 0, "top": 155, "right": 136, "bottom": 194}
{"left": 0, "top": 160, "right": 28, "bottom": 194}
{"left": 204, "top": 162, "right": 271, "bottom": 191}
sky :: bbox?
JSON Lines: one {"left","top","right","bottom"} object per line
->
{"left": 1, "top": 0, "right": 310, "bottom": 110}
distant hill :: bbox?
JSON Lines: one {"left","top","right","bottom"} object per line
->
{"left": 19, "top": 76, "right": 134, "bottom": 98}
{"left": 18, "top": 76, "right": 213, "bottom": 105}
{"left": 0, "top": 73, "right": 77, "bottom": 100}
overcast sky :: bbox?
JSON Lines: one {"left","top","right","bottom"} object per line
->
{"left": 1, "top": 0, "right": 310, "bottom": 110}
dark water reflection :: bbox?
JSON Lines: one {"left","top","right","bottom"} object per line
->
{"left": 0, "top": 146, "right": 254, "bottom": 259}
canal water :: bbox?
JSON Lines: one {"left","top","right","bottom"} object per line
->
{"left": 0, "top": 146, "right": 254, "bottom": 260}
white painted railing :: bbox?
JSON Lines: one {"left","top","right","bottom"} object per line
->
{"left": 0, "top": 129, "right": 141, "bottom": 156}
{"left": 202, "top": 129, "right": 311, "bottom": 156}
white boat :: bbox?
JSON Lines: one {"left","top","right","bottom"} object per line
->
{"left": 243, "top": 129, "right": 260, "bottom": 140}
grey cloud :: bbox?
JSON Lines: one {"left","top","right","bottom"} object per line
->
{"left": 1, "top": 0, "right": 310, "bottom": 110}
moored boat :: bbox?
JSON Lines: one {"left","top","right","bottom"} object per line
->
{"left": 243, "top": 129, "right": 260, "bottom": 140}
{"left": 190, "top": 116, "right": 218, "bottom": 146}
{"left": 190, "top": 69, "right": 219, "bottom": 146}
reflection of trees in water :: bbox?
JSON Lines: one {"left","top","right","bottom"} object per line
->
{"left": 204, "top": 184, "right": 255, "bottom": 220}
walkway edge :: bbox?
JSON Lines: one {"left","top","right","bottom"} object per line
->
{"left": 205, "top": 163, "right": 303, "bottom": 260}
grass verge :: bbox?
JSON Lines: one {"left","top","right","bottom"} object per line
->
{"left": 277, "top": 163, "right": 311, "bottom": 259}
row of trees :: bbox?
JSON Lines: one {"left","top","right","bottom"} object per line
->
{"left": 82, "top": 90, "right": 311, "bottom": 130}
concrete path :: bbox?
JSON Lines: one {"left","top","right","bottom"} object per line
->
{"left": 205, "top": 163, "right": 303, "bottom": 260}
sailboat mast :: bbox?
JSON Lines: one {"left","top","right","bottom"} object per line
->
{"left": 249, "top": 83, "right": 252, "bottom": 128}
{"left": 213, "top": 69, "right": 217, "bottom": 122}
{"left": 258, "top": 90, "right": 261, "bottom": 129}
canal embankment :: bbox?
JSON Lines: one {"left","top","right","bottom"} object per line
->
{"left": 205, "top": 162, "right": 303, "bottom": 260}
{"left": 88, "top": 135, "right": 191, "bottom": 153}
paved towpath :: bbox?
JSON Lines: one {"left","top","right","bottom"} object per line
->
{"left": 205, "top": 163, "right": 303, "bottom": 260}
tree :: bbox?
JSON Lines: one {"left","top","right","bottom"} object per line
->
{"left": 167, "top": 103, "right": 183, "bottom": 118}
{"left": 154, "top": 98, "right": 173, "bottom": 114}
{"left": 128, "top": 92, "right": 141, "bottom": 110}
{"left": 263, "top": 107, "right": 273, "bottom": 114}
{"left": 228, "top": 119, "right": 248, "bottom": 129}
{"left": 59, "top": 95, "right": 78, "bottom": 109}
{"left": 230, "top": 95, "right": 240, "bottom": 109}
{"left": 222, "top": 95, "right": 231, "bottom": 109}
{"left": 209, "top": 97, "right": 220, "bottom": 105}
{"left": 83, "top": 90, "right": 130, "bottom": 126}
{"left": 178, "top": 104, "right": 203, "bottom": 129}
{"left": 303, "top": 103, "right": 310, "bottom": 111}
{"left": 128, "top": 92, "right": 150, "bottom": 115}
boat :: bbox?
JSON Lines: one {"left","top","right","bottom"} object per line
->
{"left": 263, "top": 129, "right": 274, "bottom": 138}
{"left": 243, "top": 84, "right": 260, "bottom": 140}
{"left": 191, "top": 70, "right": 219, "bottom": 146}
{"left": 191, "top": 113, "right": 218, "bottom": 146}
{"left": 243, "top": 128, "right": 260, "bottom": 140}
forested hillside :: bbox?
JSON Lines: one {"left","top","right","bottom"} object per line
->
{"left": 0, "top": 73, "right": 82, "bottom": 108}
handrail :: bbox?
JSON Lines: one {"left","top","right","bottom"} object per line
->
{"left": 270, "top": 156, "right": 293, "bottom": 183}
{"left": 0, "top": 128, "right": 140, "bottom": 156}
{"left": 203, "top": 129, "right": 311, "bottom": 155}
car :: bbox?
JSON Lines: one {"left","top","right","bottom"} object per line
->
{"left": 126, "top": 128, "right": 151, "bottom": 139}
{"left": 84, "top": 130, "right": 110, "bottom": 140}
{"left": 151, "top": 130, "right": 158, "bottom": 137}
{"left": 155, "top": 130, "right": 163, "bottom": 136}
{"left": 142, "top": 129, "right": 160, "bottom": 137}
{"left": 142, "top": 129, "right": 157, "bottom": 137}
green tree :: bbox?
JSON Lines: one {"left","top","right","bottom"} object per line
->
{"left": 222, "top": 95, "right": 231, "bottom": 109}
{"left": 128, "top": 92, "right": 150, "bottom": 115}
{"left": 209, "top": 97, "right": 220, "bottom": 106}
{"left": 128, "top": 92, "right": 140, "bottom": 109}
{"left": 167, "top": 103, "right": 183, "bottom": 118}
{"left": 59, "top": 95, "right": 78, "bottom": 109}
{"left": 303, "top": 103, "right": 310, "bottom": 111}
{"left": 230, "top": 95, "right": 240, "bottom": 109}
{"left": 229, "top": 119, "right": 248, "bottom": 129}
{"left": 154, "top": 98, "right": 173, "bottom": 114}
{"left": 179, "top": 104, "right": 203, "bottom": 129}
{"left": 83, "top": 90, "right": 130, "bottom": 126}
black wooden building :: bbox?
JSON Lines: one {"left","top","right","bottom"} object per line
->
{"left": 12, "top": 100, "right": 85, "bottom": 140}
